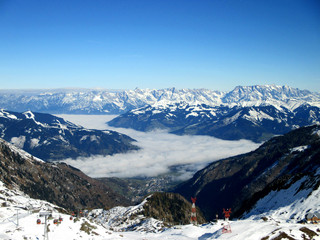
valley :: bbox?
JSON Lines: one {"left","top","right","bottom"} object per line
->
{"left": 0, "top": 85, "right": 320, "bottom": 239}
{"left": 57, "top": 114, "right": 260, "bottom": 202}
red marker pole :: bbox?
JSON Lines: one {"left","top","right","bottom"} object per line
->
{"left": 190, "top": 197, "right": 197, "bottom": 225}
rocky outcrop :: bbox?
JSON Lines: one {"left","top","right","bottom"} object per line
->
{"left": 143, "top": 192, "right": 206, "bottom": 225}
{"left": 0, "top": 138, "right": 130, "bottom": 211}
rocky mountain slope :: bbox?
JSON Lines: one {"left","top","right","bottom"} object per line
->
{"left": 0, "top": 85, "right": 319, "bottom": 114}
{"left": 88, "top": 192, "right": 206, "bottom": 232}
{"left": 0, "top": 137, "right": 205, "bottom": 234}
{"left": 108, "top": 102, "right": 320, "bottom": 142}
{"left": 0, "top": 109, "right": 138, "bottom": 161}
{"left": 174, "top": 124, "right": 320, "bottom": 221}
{"left": 0, "top": 138, "right": 130, "bottom": 211}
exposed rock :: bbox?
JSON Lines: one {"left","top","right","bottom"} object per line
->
{"left": 0, "top": 138, "right": 130, "bottom": 211}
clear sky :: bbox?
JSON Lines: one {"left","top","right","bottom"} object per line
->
{"left": 0, "top": 0, "right": 319, "bottom": 92}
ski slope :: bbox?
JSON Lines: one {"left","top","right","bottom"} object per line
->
{"left": 1, "top": 180, "right": 320, "bottom": 240}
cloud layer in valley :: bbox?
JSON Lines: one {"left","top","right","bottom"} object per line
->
{"left": 58, "top": 115, "right": 260, "bottom": 180}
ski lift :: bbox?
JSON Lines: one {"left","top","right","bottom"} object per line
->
{"left": 37, "top": 219, "right": 41, "bottom": 224}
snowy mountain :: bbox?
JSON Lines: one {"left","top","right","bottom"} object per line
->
{"left": 175, "top": 124, "right": 320, "bottom": 221}
{"left": 0, "top": 85, "right": 319, "bottom": 114}
{"left": 0, "top": 109, "right": 138, "bottom": 161}
{"left": 223, "top": 85, "right": 320, "bottom": 109}
{"left": 0, "top": 88, "right": 224, "bottom": 114}
{"left": 108, "top": 102, "right": 320, "bottom": 142}
{"left": 1, "top": 128, "right": 320, "bottom": 239}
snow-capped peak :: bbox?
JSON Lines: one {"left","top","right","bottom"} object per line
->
{"left": 1, "top": 85, "right": 318, "bottom": 114}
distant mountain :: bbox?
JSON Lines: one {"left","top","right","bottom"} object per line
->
{"left": 0, "top": 88, "right": 223, "bottom": 114}
{"left": 174, "top": 124, "right": 320, "bottom": 221}
{"left": 0, "top": 138, "right": 130, "bottom": 211}
{"left": 0, "top": 109, "right": 138, "bottom": 161}
{"left": 0, "top": 85, "right": 319, "bottom": 114}
{"left": 108, "top": 102, "right": 320, "bottom": 142}
{"left": 222, "top": 85, "right": 320, "bottom": 109}
{"left": 108, "top": 103, "right": 225, "bottom": 132}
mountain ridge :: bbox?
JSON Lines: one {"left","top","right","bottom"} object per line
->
{"left": 0, "top": 137, "right": 130, "bottom": 211}
{"left": 108, "top": 102, "right": 320, "bottom": 142}
{"left": 0, "top": 85, "right": 319, "bottom": 114}
{"left": 174, "top": 124, "right": 320, "bottom": 221}
{"left": 0, "top": 109, "right": 139, "bottom": 161}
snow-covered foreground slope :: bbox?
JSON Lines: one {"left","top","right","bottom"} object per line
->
{"left": 88, "top": 196, "right": 165, "bottom": 233}
{"left": 1, "top": 179, "right": 320, "bottom": 240}
{"left": 244, "top": 169, "right": 320, "bottom": 222}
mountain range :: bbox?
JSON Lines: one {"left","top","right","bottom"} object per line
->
{"left": 0, "top": 108, "right": 319, "bottom": 238}
{"left": 0, "top": 85, "right": 319, "bottom": 114}
{"left": 1, "top": 85, "right": 319, "bottom": 143}
{"left": 0, "top": 109, "right": 138, "bottom": 161}
{"left": 108, "top": 102, "right": 320, "bottom": 142}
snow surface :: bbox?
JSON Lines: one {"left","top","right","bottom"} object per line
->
{"left": 243, "top": 174, "right": 320, "bottom": 222}
{"left": 0, "top": 109, "right": 18, "bottom": 119}
{"left": 10, "top": 136, "right": 26, "bottom": 149}
{"left": 290, "top": 145, "right": 309, "bottom": 153}
{"left": 1, "top": 179, "right": 320, "bottom": 240}
{"left": 243, "top": 109, "right": 275, "bottom": 122}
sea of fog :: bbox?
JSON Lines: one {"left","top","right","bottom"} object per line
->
{"left": 57, "top": 114, "right": 261, "bottom": 180}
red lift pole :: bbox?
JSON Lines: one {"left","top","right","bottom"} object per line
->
{"left": 222, "top": 208, "right": 232, "bottom": 233}
{"left": 190, "top": 197, "right": 197, "bottom": 225}
{"left": 222, "top": 208, "right": 231, "bottom": 221}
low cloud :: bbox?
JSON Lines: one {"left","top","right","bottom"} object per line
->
{"left": 58, "top": 115, "right": 260, "bottom": 180}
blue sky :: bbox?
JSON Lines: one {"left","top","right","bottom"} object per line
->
{"left": 0, "top": 0, "right": 319, "bottom": 91}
